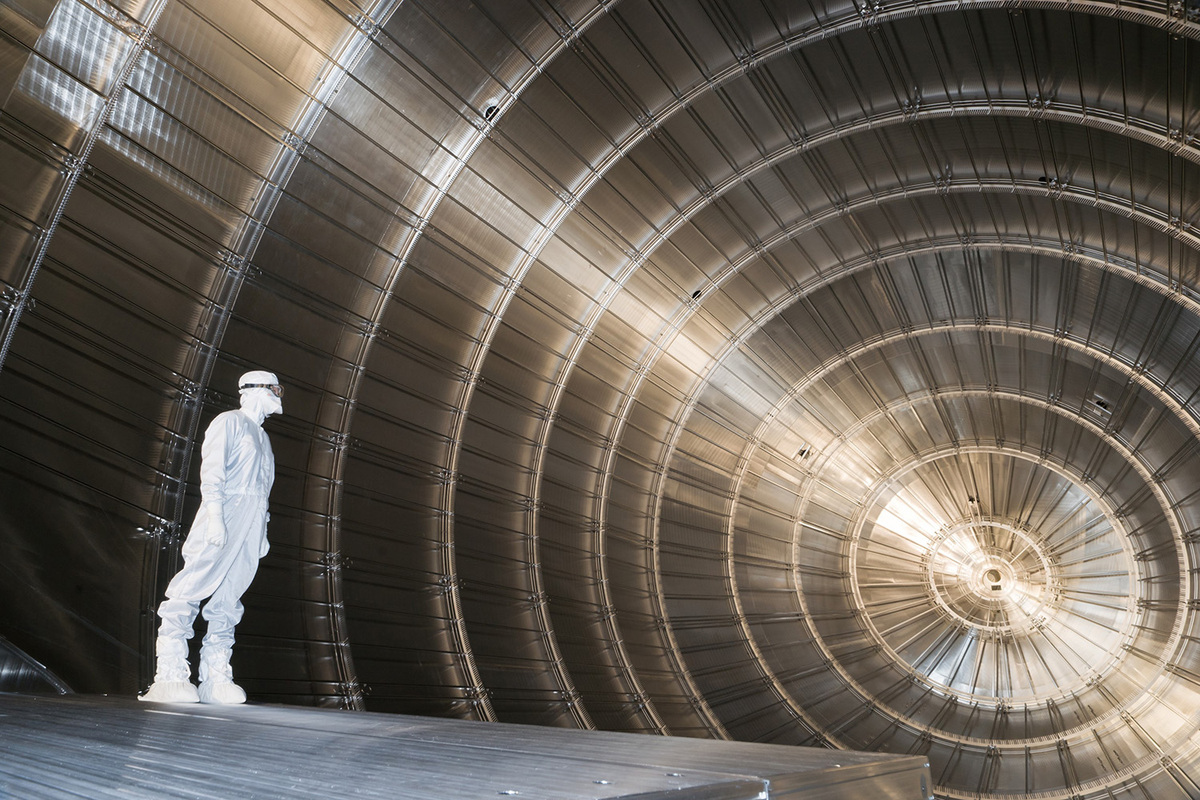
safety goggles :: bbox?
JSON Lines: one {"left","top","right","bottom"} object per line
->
{"left": 241, "top": 383, "right": 284, "bottom": 397}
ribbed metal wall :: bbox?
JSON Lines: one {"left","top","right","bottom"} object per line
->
{"left": 1, "top": 1, "right": 1198, "bottom": 797}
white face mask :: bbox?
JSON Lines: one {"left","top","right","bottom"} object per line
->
{"left": 262, "top": 388, "right": 283, "bottom": 416}
{"left": 240, "top": 386, "right": 283, "bottom": 418}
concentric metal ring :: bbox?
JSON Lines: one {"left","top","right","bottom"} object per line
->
{"left": 848, "top": 450, "right": 1140, "bottom": 709}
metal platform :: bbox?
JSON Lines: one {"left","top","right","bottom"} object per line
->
{"left": 0, "top": 693, "right": 930, "bottom": 799}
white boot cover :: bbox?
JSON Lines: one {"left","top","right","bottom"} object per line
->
{"left": 140, "top": 638, "right": 199, "bottom": 703}
{"left": 198, "top": 645, "right": 246, "bottom": 704}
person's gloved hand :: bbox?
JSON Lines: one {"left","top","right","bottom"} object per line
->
{"left": 206, "top": 502, "right": 227, "bottom": 547}
{"left": 259, "top": 512, "right": 270, "bottom": 558}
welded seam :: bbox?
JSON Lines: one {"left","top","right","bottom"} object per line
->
{"left": 278, "top": 0, "right": 408, "bottom": 712}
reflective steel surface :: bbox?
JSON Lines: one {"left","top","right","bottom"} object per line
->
{"left": 0, "top": 694, "right": 931, "bottom": 799}
{"left": 1, "top": 2, "right": 1198, "bottom": 798}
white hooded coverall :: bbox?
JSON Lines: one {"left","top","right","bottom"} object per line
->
{"left": 157, "top": 406, "right": 274, "bottom": 653}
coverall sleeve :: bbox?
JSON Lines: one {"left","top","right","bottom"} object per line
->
{"left": 197, "top": 414, "right": 233, "bottom": 507}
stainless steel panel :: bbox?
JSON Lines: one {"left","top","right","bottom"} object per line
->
{"left": 0, "top": 32, "right": 32, "bottom": 114}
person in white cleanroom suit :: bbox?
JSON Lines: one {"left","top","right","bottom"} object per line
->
{"left": 140, "top": 370, "right": 282, "bottom": 704}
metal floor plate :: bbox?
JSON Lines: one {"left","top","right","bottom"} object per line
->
{"left": 0, "top": 693, "right": 930, "bottom": 799}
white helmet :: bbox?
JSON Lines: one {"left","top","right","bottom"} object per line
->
{"left": 238, "top": 370, "right": 281, "bottom": 397}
